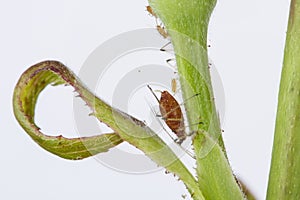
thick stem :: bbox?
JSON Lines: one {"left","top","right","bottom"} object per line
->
{"left": 149, "top": 0, "right": 244, "bottom": 199}
{"left": 267, "top": 0, "right": 300, "bottom": 199}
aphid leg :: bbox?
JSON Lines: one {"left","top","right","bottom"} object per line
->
{"left": 183, "top": 92, "right": 201, "bottom": 102}
{"left": 180, "top": 121, "right": 204, "bottom": 133}
{"left": 148, "top": 106, "right": 195, "bottom": 158}
{"left": 145, "top": 87, "right": 164, "bottom": 119}
{"left": 157, "top": 117, "right": 194, "bottom": 158}
{"left": 146, "top": 99, "right": 178, "bottom": 138}
{"left": 188, "top": 121, "right": 205, "bottom": 129}
{"left": 147, "top": 85, "right": 198, "bottom": 158}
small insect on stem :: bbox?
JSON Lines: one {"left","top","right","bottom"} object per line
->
{"left": 146, "top": 5, "right": 157, "bottom": 18}
{"left": 146, "top": 5, "right": 169, "bottom": 39}
{"left": 147, "top": 85, "right": 186, "bottom": 144}
{"left": 171, "top": 78, "right": 177, "bottom": 94}
{"left": 157, "top": 25, "right": 169, "bottom": 39}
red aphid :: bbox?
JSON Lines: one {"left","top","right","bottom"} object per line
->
{"left": 147, "top": 85, "right": 186, "bottom": 144}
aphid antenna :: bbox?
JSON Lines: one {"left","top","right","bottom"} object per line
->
{"left": 147, "top": 85, "right": 160, "bottom": 103}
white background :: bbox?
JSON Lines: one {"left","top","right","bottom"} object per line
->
{"left": 0, "top": 0, "right": 290, "bottom": 199}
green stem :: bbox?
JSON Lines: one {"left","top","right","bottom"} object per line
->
{"left": 13, "top": 62, "right": 123, "bottom": 160}
{"left": 149, "top": 0, "right": 244, "bottom": 199}
{"left": 267, "top": 0, "right": 300, "bottom": 199}
{"left": 13, "top": 61, "right": 204, "bottom": 200}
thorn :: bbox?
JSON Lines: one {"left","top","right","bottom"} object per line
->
{"left": 88, "top": 113, "right": 95, "bottom": 117}
{"left": 166, "top": 58, "right": 177, "bottom": 68}
{"left": 56, "top": 135, "right": 63, "bottom": 139}
{"left": 160, "top": 41, "right": 172, "bottom": 52}
{"left": 166, "top": 58, "right": 173, "bottom": 63}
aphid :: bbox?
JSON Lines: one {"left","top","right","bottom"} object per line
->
{"left": 171, "top": 78, "right": 177, "bottom": 93}
{"left": 146, "top": 5, "right": 157, "bottom": 18}
{"left": 146, "top": 5, "right": 168, "bottom": 39}
{"left": 157, "top": 25, "right": 169, "bottom": 38}
{"left": 147, "top": 85, "right": 186, "bottom": 144}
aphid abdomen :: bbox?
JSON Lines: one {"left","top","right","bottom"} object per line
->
{"left": 159, "top": 91, "right": 186, "bottom": 143}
